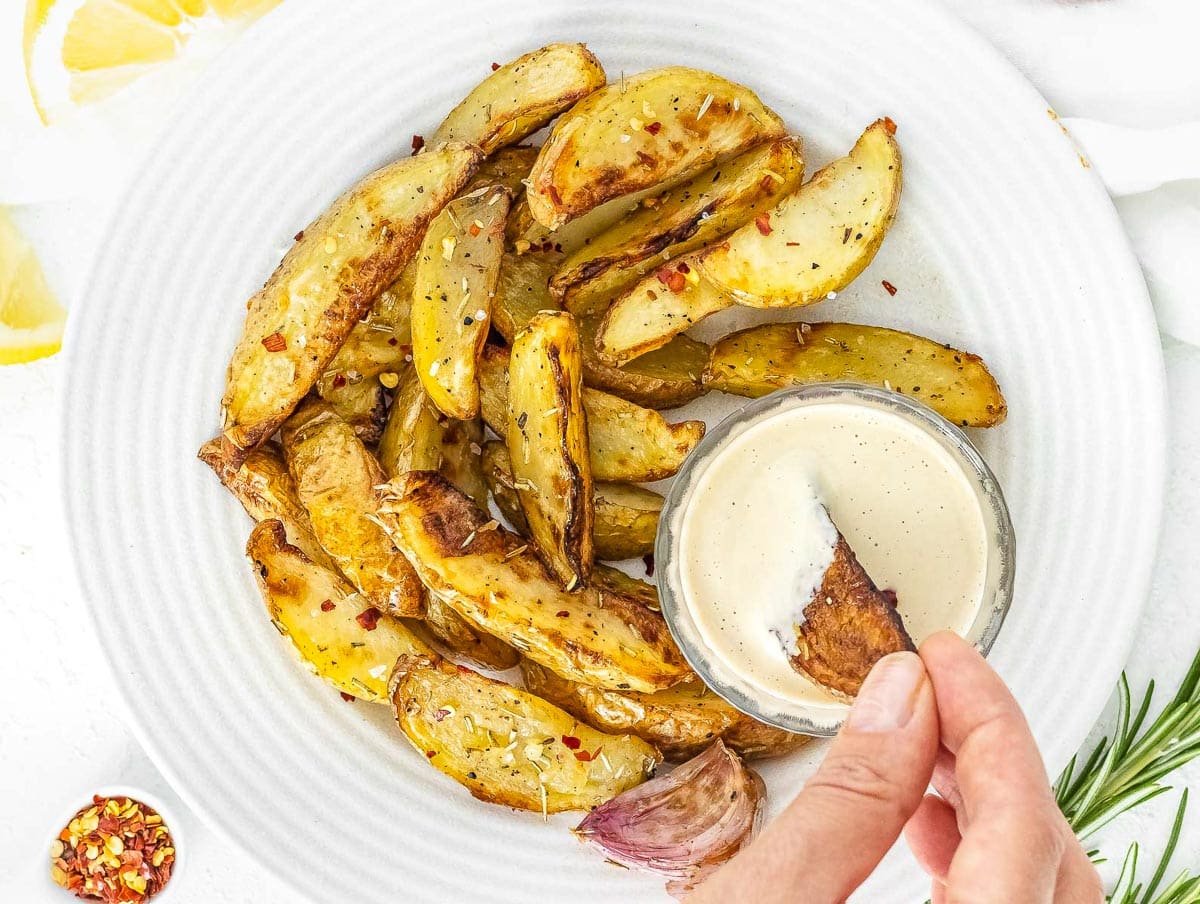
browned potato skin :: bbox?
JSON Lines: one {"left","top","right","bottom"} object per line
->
{"left": 378, "top": 472, "right": 690, "bottom": 693}
{"left": 207, "top": 143, "right": 481, "bottom": 475}
{"left": 281, "top": 398, "right": 424, "bottom": 617}
{"left": 521, "top": 661, "right": 808, "bottom": 762}
{"left": 460, "top": 146, "right": 540, "bottom": 197}
{"left": 391, "top": 654, "right": 659, "bottom": 812}
{"left": 479, "top": 344, "right": 704, "bottom": 482}
{"left": 526, "top": 67, "right": 786, "bottom": 229}
{"left": 432, "top": 43, "right": 606, "bottom": 156}
{"left": 507, "top": 312, "right": 594, "bottom": 588}
{"left": 492, "top": 251, "right": 709, "bottom": 408}
{"left": 423, "top": 596, "right": 520, "bottom": 671}
{"left": 792, "top": 536, "right": 915, "bottom": 697}
{"left": 551, "top": 137, "right": 806, "bottom": 315}
{"left": 706, "top": 322, "right": 1008, "bottom": 428}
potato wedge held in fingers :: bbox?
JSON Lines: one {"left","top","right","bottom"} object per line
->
{"left": 699, "top": 119, "right": 902, "bottom": 307}
{"left": 391, "top": 654, "right": 658, "bottom": 812}
{"left": 432, "top": 43, "right": 606, "bottom": 156}
{"left": 706, "top": 322, "right": 1008, "bottom": 427}
{"left": 521, "top": 662, "right": 807, "bottom": 762}
{"left": 411, "top": 186, "right": 510, "bottom": 419}
{"left": 282, "top": 399, "right": 424, "bottom": 617}
{"left": 527, "top": 67, "right": 786, "bottom": 229}
{"left": 378, "top": 472, "right": 690, "bottom": 693}
{"left": 209, "top": 143, "right": 481, "bottom": 472}
{"left": 553, "top": 138, "right": 805, "bottom": 316}
{"left": 507, "top": 311, "right": 594, "bottom": 588}
{"left": 482, "top": 441, "right": 662, "bottom": 561}
{"left": 423, "top": 596, "right": 520, "bottom": 671}
{"left": 247, "top": 520, "right": 430, "bottom": 702}
{"left": 479, "top": 344, "right": 704, "bottom": 482}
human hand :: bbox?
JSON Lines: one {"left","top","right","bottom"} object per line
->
{"left": 687, "top": 632, "right": 1102, "bottom": 903}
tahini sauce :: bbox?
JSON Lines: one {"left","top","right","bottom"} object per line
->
{"left": 677, "top": 400, "right": 988, "bottom": 705}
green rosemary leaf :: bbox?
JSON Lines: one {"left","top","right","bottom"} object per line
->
{"left": 1141, "top": 790, "right": 1188, "bottom": 904}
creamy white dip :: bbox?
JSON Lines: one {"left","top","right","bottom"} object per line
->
{"left": 677, "top": 399, "right": 989, "bottom": 704}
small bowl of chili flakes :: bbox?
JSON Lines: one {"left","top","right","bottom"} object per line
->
{"left": 47, "top": 786, "right": 183, "bottom": 903}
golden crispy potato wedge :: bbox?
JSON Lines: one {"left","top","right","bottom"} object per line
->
{"left": 432, "top": 43, "right": 606, "bottom": 156}
{"left": 791, "top": 535, "right": 915, "bottom": 697}
{"left": 208, "top": 143, "right": 481, "bottom": 473}
{"left": 391, "top": 654, "right": 658, "bottom": 812}
{"left": 378, "top": 472, "right": 690, "bottom": 692}
{"left": 247, "top": 520, "right": 430, "bottom": 702}
{"left": 699, "top": 119, "right": 902, "bottom": 307}
{"left": 439, "top": 417, "right": 489, "bottom": 507}
{"left": 481, "top": 441, "right": 662, "bottom": 561}
{"left": 411, "top": 186, "right": 511, "bottom": 418}
{"left": 479, "top": 344, "right": 704, "bottom": 482}
{"left": 507, "top": 311, "right": 594, "bottom": 588}
{"left": 594, "top": 121, "right": 903, "bottom": 364}
{"left": 521, "top": 662, "right": 807, "bottom": 761}
{"left": 423, "top": 596, "right": 520, "bottom": 671}
{"left": 281, "top": 398, "right": 424, "bottom": 617}
{"left": 706, "top": 322, "right": 1007, "bottom": 427}
{"left": 492, "top": 252, "right": 709, "bottom": 408}
{"left": 553, "top": 138, "right": 805, "bottom": 315}
{"left": 526, "top": 67, "right": 786, "bottom": 229}
{"left": 377, "top": 366, "right": 446, "bottom": 478}
{"left": 199, "top": 441, "right": 338, "bottom": 572}
{"left": 461, "top": 146, "right": 540, "bottom": 197}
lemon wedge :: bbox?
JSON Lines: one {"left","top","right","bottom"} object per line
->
{"left": 24, "top": 0, "right": 281, "bottom": 123}
{"left": 0, "top": 210, "right": 67, "bottom": 365}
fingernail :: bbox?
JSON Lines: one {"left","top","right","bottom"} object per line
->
{"left": 845, "top": 652, "right": 924, "bottom": 733}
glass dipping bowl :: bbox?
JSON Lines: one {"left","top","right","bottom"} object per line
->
{"left": 655, "top": 384, "right": 1015, "bottom": 736}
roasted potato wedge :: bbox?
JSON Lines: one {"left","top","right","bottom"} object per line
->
{"left": 439, "top": 417, "right": 489, "bottom": 507}
{"left": 281, "top": 398, "right": 424, "bottom": 617}
{"left": 552, "top": 138, "right": 805, "bottom": 315}
{"left": 791, "top": 535, "right": 915, "bottom": 697}
{"left": 432, "top": 43, "right": 606, "bottom": 156}
{"left": 423, "top": 596, "right": 520, "bottom": 671}
{"left": 595, "top": 120, "right": 903, "bottom": 363}
{"left": 391, "top": 654, "right": 658, "bottom": 812}
{"left": 706, "top": 322, "right": 1007, "bottom": 427}
{"left": 507, "top": 312, "right": 594, "bottom": 588}
{"left": 699, "top": 119, "right": 902, "bottom": 307}
{"left": 479, "top": 344, "right": 704, "bottom": 482}
{"left": 198, "top": 441, "right": 337, "bottom": 571}
{"left": 411, "top": 186, "right": 510, "bottom": 418}
{"left": 460, "top": 146, "right": 539, "bottom": 197}
{"left": 247, "top": 520, "right": 430, "bottom": 702}
{"left": 482, "top": 441, "right": 661, "bottom": 561}
{"left": 208, "top": 143, "right": 481, "bottom": 473}
{"left": 377, "top": 365, "right": 446, "bottom": 478}
{"left": 521, "top": 662, "right": 807, "bottom": 761}
{"left": 526, "top": 67, "right": 786, "bottom": 229}
{"left": 378, "top": 472, "right": 690, "bottom": 692}
{"left": 492, "top": 252, "right": 709, "bottom": 408}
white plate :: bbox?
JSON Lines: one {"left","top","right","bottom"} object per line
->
{"left": 62, "top": 0, "right": 1166, "bottom": 901}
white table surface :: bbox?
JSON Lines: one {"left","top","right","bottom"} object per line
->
{"left": 2, "top": 1, "right": 1198, "bottom": 900}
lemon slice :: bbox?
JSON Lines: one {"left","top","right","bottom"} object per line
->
{"left": 24, "top": 0, "right": 281, "bottom": 123}
{"left": 0, "top": 210, "right": 67, "bottom": 365}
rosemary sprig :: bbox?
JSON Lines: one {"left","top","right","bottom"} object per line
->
{"left": 1106, "top": 791, "right": 1200, "bottom": 904}
{"left": 1055, "top": 646, "right": 1200, "bottom": 839}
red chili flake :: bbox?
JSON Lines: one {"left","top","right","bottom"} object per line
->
{"left": 643, "top": 553, "right": 655, "bottom": 576}
{"left": 541, "top": 240, "right": 555, "bottom": 253}
{"left": 656, "top": 267, "right": 686, "bottom": 293}
{"left": 547, "top": 185, "right": 563, "bottom": 205}
{"left": 51, "top": 796, "right": 176, "bottom": 902}
{"left": 635, "top": 150, "right": 655, "bottom": 167}
{"left": 490, "top": 61, "right": 501, "bottom": 71}
{"left": 340, "top": 692, "right": 357, "bottom": 703}
{"left": 881, "top": 588, "right": 899, "bottom": 607}
{"left": 882, "top": 116, "right": 898, "bottom": 135}
{"left": 387, "top": 337, "right": 399, "bottom": 346}
{"left": 294, "top": 230, "right": 305, "bottom": 241}
{"left": 468, "top": 222, "right": 481, "bottom": 237}
{"left": 261, "top": 331, "right": 286, "bottom": 352}
{"left": 754, "top": 212, "right": 773, "bottom": 236}
{"left": 759, "top": 175, "right": 776, "bottom": 191}
{"left": 574, "top": 750, "right": 593, "bottom": 762}
{"left": 561, "top": 734, "right": 582, "bottom": 750}
{"left": 355, "top": 607, "right": 382, "bottom": 631}
{"left": 320, "top": 599, "right": 336, "bottom": 612}
{"left": 882, "top": 280, "right": 898, "bottom": 296}
{"left": 331, "top": 373, "right": 347, "bottom": 389}
{"left": 644, "top": 121, "right": 662, "bottom": 135}
{"left": 556, "top": 610, "right": 570, "bottom": 618}
{"left": 676, "top": 261, "right": 691, "bottom": 274}
{"left": 433, "top": 708, "right": 451, "bottom": 722}
{"left": 426, "top": 750, "right": 437, "bottom": 758}
{"left": 411, "top": 134, "right": 425, "bottom": 154}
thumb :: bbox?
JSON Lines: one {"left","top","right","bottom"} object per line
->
{"left": 690, "top": 652, "right": 939, "bottom": 904}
